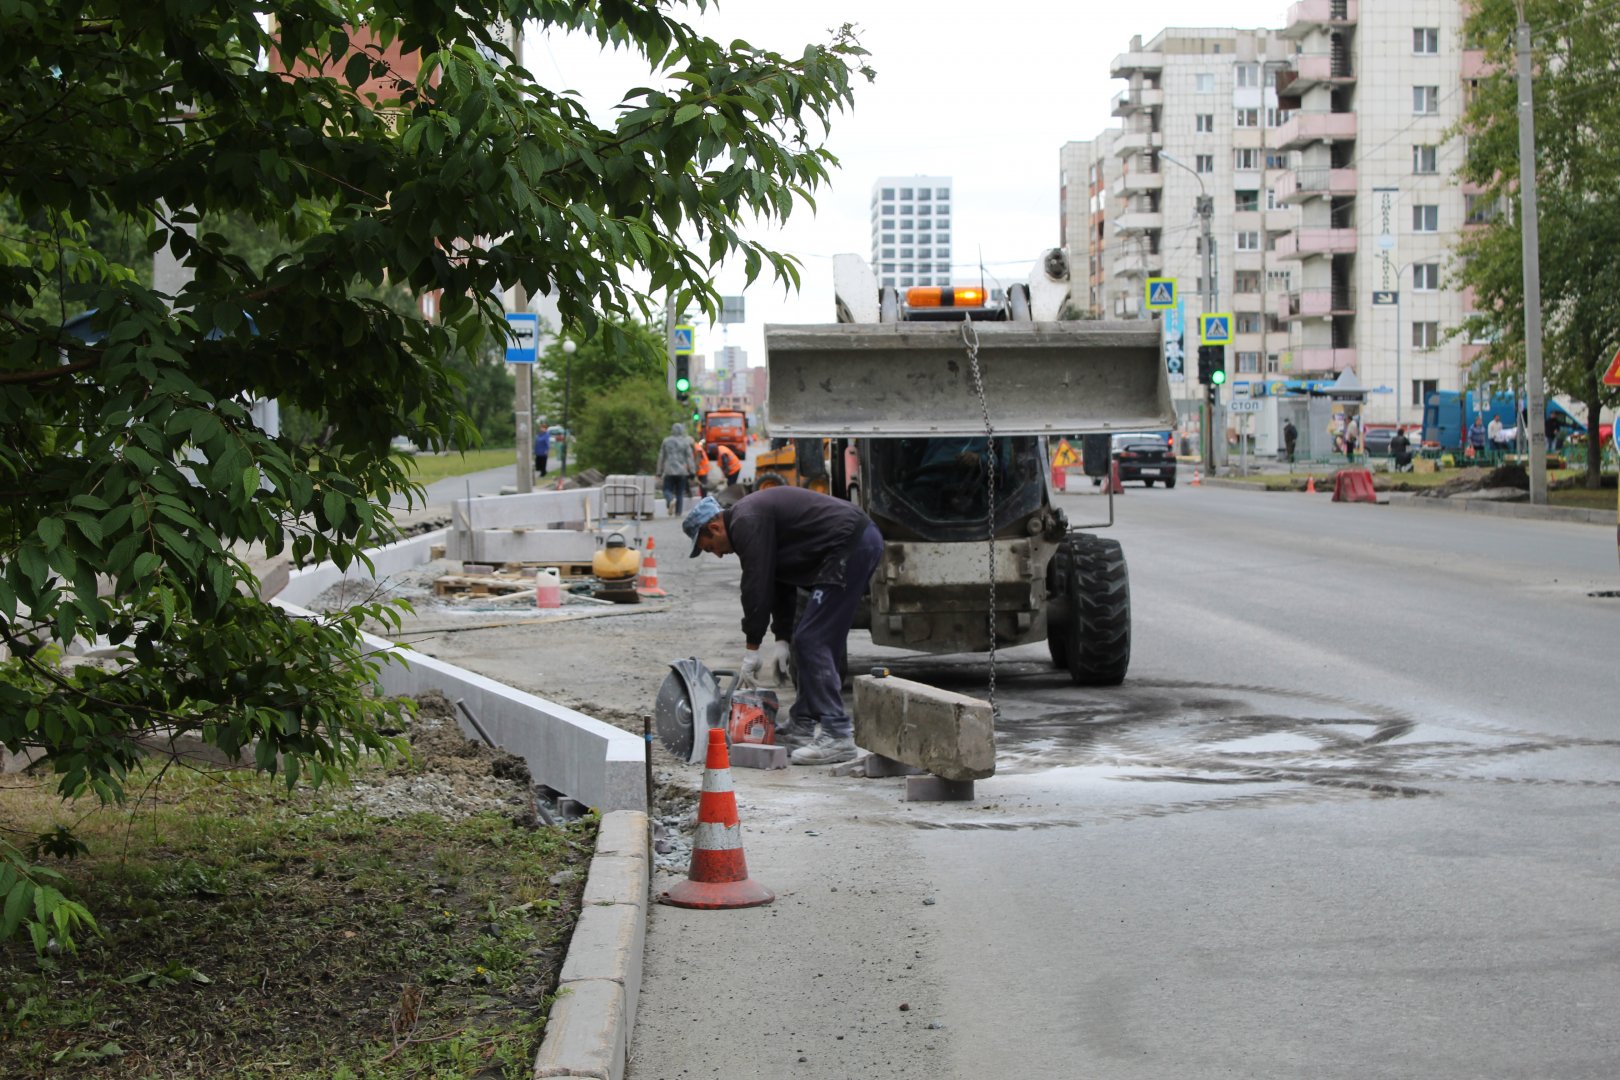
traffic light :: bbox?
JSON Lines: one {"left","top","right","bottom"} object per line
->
{"left": 674, "top": 355, "right": 691, "bottom": 402}
{"left": 1197, "top": 345, "right": 1227, "bottom": 387}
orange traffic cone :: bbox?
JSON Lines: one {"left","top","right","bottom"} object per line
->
{"left": 1191, "top": 468, "right": 1202, "bottom": 487}
{"left": 637, "top": 536, "right": 666, "bottom": 598}
{"left": 1305, "top": 476, "right": 1317, "bottom": 493}
{"left": 1107, "top": 461, "right": 1124, "bottom": 494}
{"left": 658, "top": 728, "right": 774, "bottom": 910}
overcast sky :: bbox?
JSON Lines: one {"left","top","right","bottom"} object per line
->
{"left": 529, "top": 0, "right": 1286, "bottom": 366}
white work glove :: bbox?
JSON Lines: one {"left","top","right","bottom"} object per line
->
{"left": 739, "top": 649, "right": 764, "bottom": 686}
{"left": 768, "top": 640, "right": 793, "bottom": 687}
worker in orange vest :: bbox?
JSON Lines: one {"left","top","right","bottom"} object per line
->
{"left": 691, "top": 439, "right": 713, "bottom": 494}
{"left": 710, "top": 443, "right": 742, "bottom": 487}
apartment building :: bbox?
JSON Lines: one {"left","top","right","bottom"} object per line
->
{"left": 1074, "top": 2, "right": 1477, "bottom": 431}
{"left": 869, "top": 176, "right": 954, "bottom": 290}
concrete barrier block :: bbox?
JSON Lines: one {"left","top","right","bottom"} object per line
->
{"left": 533, "top": 978, "right": 625, "bottom": 1080}
{"left": 853, "top": 674, "right": 995, "bottom": 782}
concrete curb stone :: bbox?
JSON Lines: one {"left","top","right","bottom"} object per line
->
{"left": 534, "top": 809, "right": 648, "bottom": 1080}
{"left": 1201, "top": 476, "right": 1612, "bottom": 524}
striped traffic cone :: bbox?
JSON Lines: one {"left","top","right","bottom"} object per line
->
{"left": 636, "top": 536, "right": 666, "bottom": 598}
{"left": 658, "top": 728, "right": 774, "bottom": 910}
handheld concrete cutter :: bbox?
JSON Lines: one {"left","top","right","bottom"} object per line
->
{"left": 653, "top": 658, "right": 779, "bottom": 764}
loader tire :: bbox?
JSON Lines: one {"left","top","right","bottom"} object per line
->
{"left": 1045, "top": 543, "right": 1072, "bottom": 670}
{"left": 1063, "top": 534, "right": 1131, "bottom": 686}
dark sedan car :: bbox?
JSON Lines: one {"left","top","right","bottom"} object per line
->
{"left": 1111, "top": 432, "right": 1177, "bottom": 487}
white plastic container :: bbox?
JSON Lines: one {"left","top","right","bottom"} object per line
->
{"left": 534, "top": 567, "right": 562, "bottom": 608}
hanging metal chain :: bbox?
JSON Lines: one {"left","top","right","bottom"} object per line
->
{"left": 960, "top": 316, "right": 998, "bottom": 723}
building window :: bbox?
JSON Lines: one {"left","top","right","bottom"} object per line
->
{"left": 1413, "top": 263, "right": 1440, "bottom": 290}
{"left": 1412, "top": 145, "right": 1438, "bottom": 174}
{"left": 1236, "top": 351, "right": 1261, "bottom": 372}
{"left": 881, "top": 187, "right": 895, "bottom": 199}
{"left": 881, "top": 232, "right": 894, "bottom": 243}
{"left": 1265, "top": 151, "right": 1290, "bottom": 169}
{"left": 1413, "top": 204, "right": 1439, "bottom": 232}
{"left": 1196, "top": 154, "right": 1215, "bottom": 173}
{"left": 1268, "top": 270, "right": 1291, "bottom": 292}
{"left": 1195, "top": 73, "right": 1215, "bottom": 93}
{"left": 1465, "top": 194, "right": 1497, "bottom": 225}
{"left": 1412, "top": 321, "right": 1440, "bottom": 349}
{"left": 1235, "top": 190, "right": 1259, "bottom": 212}
{"left": 917, "top": 205, "right": 931, "bottom": 216}
{"left": 935, "top": 262, "right": 950, "bottom": 273}
{"left": 881, "top": 276, "right": 895, "bottom": 287}
{"left": 918, "top": 189, "right": 931, "bottom": 201}
{"left": 900, "top": 187, "right": 914, "bottom": 199}
{"left": 1414, "top": 27, "right": 1439, "bottom": 54}
{"left": 900, "top": 248, "right": 914, "bottom": 258}
{"left": 1196, "top": 113, "right": 1215, "bottom": 133}
{"left": 918, "top": 232, "right": 932, "bottom": 243}
{"left": 1234, "top": 148, "right": 1259, "bottom": 171}
{"left": 1267, "top": 353, "right": 1281, "bottom": 372}
{"left": 901, "top": 232, "right": 914, "bottom": 243}
{"left": 1265, "top": 187, "right": 1279, "bottom": 210}
{"left": 1413, "top": 85, "right": 1440, "bottom": 114}
{"left": 1266, "top": 107, "right": 1291, "bottom": 127}
{"left": 1235, "top": 271, "right": 1262, "bottom": 293}
{"left": 881, "top": 205, "right": 894, "bottom": 216}
{"left": 1236, "top": 64, "right": 1260, "bottom": 88}
{"left": 917, "top": 276, "right": 931, "bottom": 286}
{"left": 918, "top": 247, "right": 931, "bottom": 258}
{"left": 936, "top": 232, "right": 950, "bottom": 244}
{"left": 1412, "top": 378, "right": 1439, "bottom": 406}
{"left": 1235, "top": 108, "right": 1259, "bottom": 128}
{"left": 935, "top": 215, "right": 950, "bottom": 228}
{"left": 881, "top": 247, "right": 895, "bottom": 258}
{"left": 1237, "top": 313, "right": 1262, "bottom": 333}
{"left": 900, "top": 262, "right": 914, "bottom": 273}
{"left": 1236, "top": 231, "right": 1261, "bottom": 251}
{"left": 936, "top": 188, "right": 949, "bottom": 199}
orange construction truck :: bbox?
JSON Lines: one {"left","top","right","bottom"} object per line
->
{"left": 702, "top": 409, "right": 747, "bottom": 458}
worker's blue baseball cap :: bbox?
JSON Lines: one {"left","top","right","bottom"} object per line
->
{"left": 682, "top": 496, "right": 723, "bottom": 557}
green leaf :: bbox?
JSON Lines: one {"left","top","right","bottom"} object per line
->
{"left": 673, "top": 103, "right": 702, "bottom": 125}
{"left": 36, "top": 518, "right": 66, "bottom": 551}
{"left": 1, "top": 878, "right": 31, "bottom": 939}
{"left": 132, "top": 552, "right": 162, "bottom": 580}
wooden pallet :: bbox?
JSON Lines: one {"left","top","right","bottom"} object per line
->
{"left": 511, "top": 561, "right": 595, "bottom": 580}
{"left": 432, "top": 574, "right": 533, "bottom": 598}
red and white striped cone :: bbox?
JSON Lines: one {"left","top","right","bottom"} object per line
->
{"left": 636, "top": 536, "right": 666, "bottom": 598}
{"left": 658, "top": 728, "right": 774, "bottom": 910}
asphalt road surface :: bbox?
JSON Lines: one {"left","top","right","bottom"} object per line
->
{"left": 620, "top": 483, "right": 1618, "bottom": 1080}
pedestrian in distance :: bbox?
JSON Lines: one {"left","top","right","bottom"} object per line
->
{"left": 1469, "top": 415, "right": 1487, "bottom": 457}
{"left": 656, "top": 422, "right": 694, "bottom": 515}
{"left": 1390, "top": 428, "right": 1413, "bottom": 472}
{"left": 1343, "top": 415, "right": 1360, "bottom": 464}
{"left": 533, "top": 422, "right": 551, "bottom": 477}
{"left": 684, "top": 486, "right": 883, "bottom": 766}
{"left": 1282, "top": 419, "right": 1298, "bottom": 465}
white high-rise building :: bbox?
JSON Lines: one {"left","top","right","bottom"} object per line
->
{"left": 870, "top": 176, "right": 954, "bottom": 290}
{"left": 1073, "top": 4, "right": 1481, "bottom": 438}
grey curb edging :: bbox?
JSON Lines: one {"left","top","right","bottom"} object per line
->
{"left": 533, "top": 809, "right": 649, "bottom": 1080}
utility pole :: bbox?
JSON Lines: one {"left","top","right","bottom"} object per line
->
{"left": 509, "top": 20, "right": 534, "bottom": 494}
{"left": 1515, "top": 4, "right": 1548, "bottom": 505}
{"left": 1198, "top": 193, "right": 1218, "bottom": 472}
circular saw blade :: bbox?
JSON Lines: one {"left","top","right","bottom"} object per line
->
{"left": 653, "top": 658, "right": 722, "bottom": 764}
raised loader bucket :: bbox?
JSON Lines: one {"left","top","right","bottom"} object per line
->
{"left": 763, "top": 321, "right": 1174, "bottom": 437}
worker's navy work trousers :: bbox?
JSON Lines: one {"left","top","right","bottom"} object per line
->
{"left": 788, "top": 522, "right": 884, "bottom": 738}
{"left": 661, "top": 474, "right": 686, "bottom": 514}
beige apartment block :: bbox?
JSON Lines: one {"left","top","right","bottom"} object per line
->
{"left": 1071, "top": 1, "right": 1483, "bottom": 434}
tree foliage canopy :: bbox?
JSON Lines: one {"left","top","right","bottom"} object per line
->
{"left": 1454, "top": 0, "right": 1620, "bottom": 480}
{"left": 0, "top": 0, "right": 867, "bottom": 949}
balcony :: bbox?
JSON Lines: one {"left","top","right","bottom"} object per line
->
{"left": 1275, "top": 111, "right": 1357, "bottom": 149}
{"left": 1462, "top": 49, "right": 1492, "bottom": 80}
{"left": 1110, "top": 170, "right": 1164, "bottom": 197}
{"left": 1281, "top": 288, "right": 1355, "bottom": 320}
{"left": 1232, "top": 291, "right": 1265, "bottom": 314}
{"left": 1281, "top": 0, "right": 1358, "bottom": 39}
{"left": 1111, "top": 87, "right": 1164, "bottom": 116}
{"left": 1286, "top": 52, "right": 1355, "bottom": 92}
{"left": 1113, "top": 247, "right": 1163, "bottom": 277}
{"left": 1274, "top": 228, "right": 1357, "bottom": 259}
{"left": 1293, "top": 346, "right": 1357, "bottom": 373}
{"left": 1275, "top": 166, "right": 1358, "bottom": 204}
{"left": 1110, "top": 51, "right": 1164, "bottom": 77}
{"left": 1112, "top": 130, "right": 1163, "bottom": 158}
{"left": 1115, "top": 211, "right": 1164, "bottom": 235}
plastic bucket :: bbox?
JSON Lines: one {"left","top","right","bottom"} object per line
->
{"left": 534, "top": 567, "right": 562, "bottom": 608}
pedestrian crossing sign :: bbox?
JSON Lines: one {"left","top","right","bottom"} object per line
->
{"left": 1199, "top": 313, "right": 1233, "bottom": 346}
{"left": 1145, "top": 277, "right": 1176, "bottom": 310}
{"left": 673, "top": 324, "right": 694, "bottom": 356}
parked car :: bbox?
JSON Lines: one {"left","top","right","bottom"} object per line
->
{"left": 1111, "top": 432, "right": 1177, "bottom": 488}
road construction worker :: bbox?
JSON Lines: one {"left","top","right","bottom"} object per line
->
{"left": 683, "top": 488, "right": 882, "bottom": 766}
{"left": 710, "top": 442, "right": 742, "bottom": 487}
{"left": 691, "top": 438, "right": 714, "bottom": 494}
{"left": 655, "top": 422, "right": 694, "bottom": 515}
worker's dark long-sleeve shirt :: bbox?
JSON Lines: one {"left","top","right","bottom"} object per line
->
{"left": 722, "top": 486, "right": 873, "bottom": 646}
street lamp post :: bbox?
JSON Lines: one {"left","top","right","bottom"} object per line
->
{"left": 1160, "top": 151, "right": 1218, "bottom": 471}
{"left": 557, "top": 338, "right": 576, "bottom": 489}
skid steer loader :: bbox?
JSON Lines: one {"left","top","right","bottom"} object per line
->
{"left": 763, "top": 251, "right": 1174, "bottom": 685}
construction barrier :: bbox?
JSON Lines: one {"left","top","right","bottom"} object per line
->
{"left": 658, "top": 728, "right": 774, "bottom": 910}
{"left": 1332, "top": 468, "right": 1378, "bottom": 504}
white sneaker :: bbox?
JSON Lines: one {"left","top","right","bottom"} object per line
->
{"left": 790, "top": 732, "right": 857, "bottom": 766}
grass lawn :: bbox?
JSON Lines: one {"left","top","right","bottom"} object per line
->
{"left": 1549, "top": 485, "right": 1619, "bottom": 511}
{"left": 401, "top": 448, "right": 518, "bottom": 486}
{"left": 1224, "top": 466, "right": 1616, "bottom": 509}
{"left": 0, "top": 743, "right": 593, "bottom": 1078}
